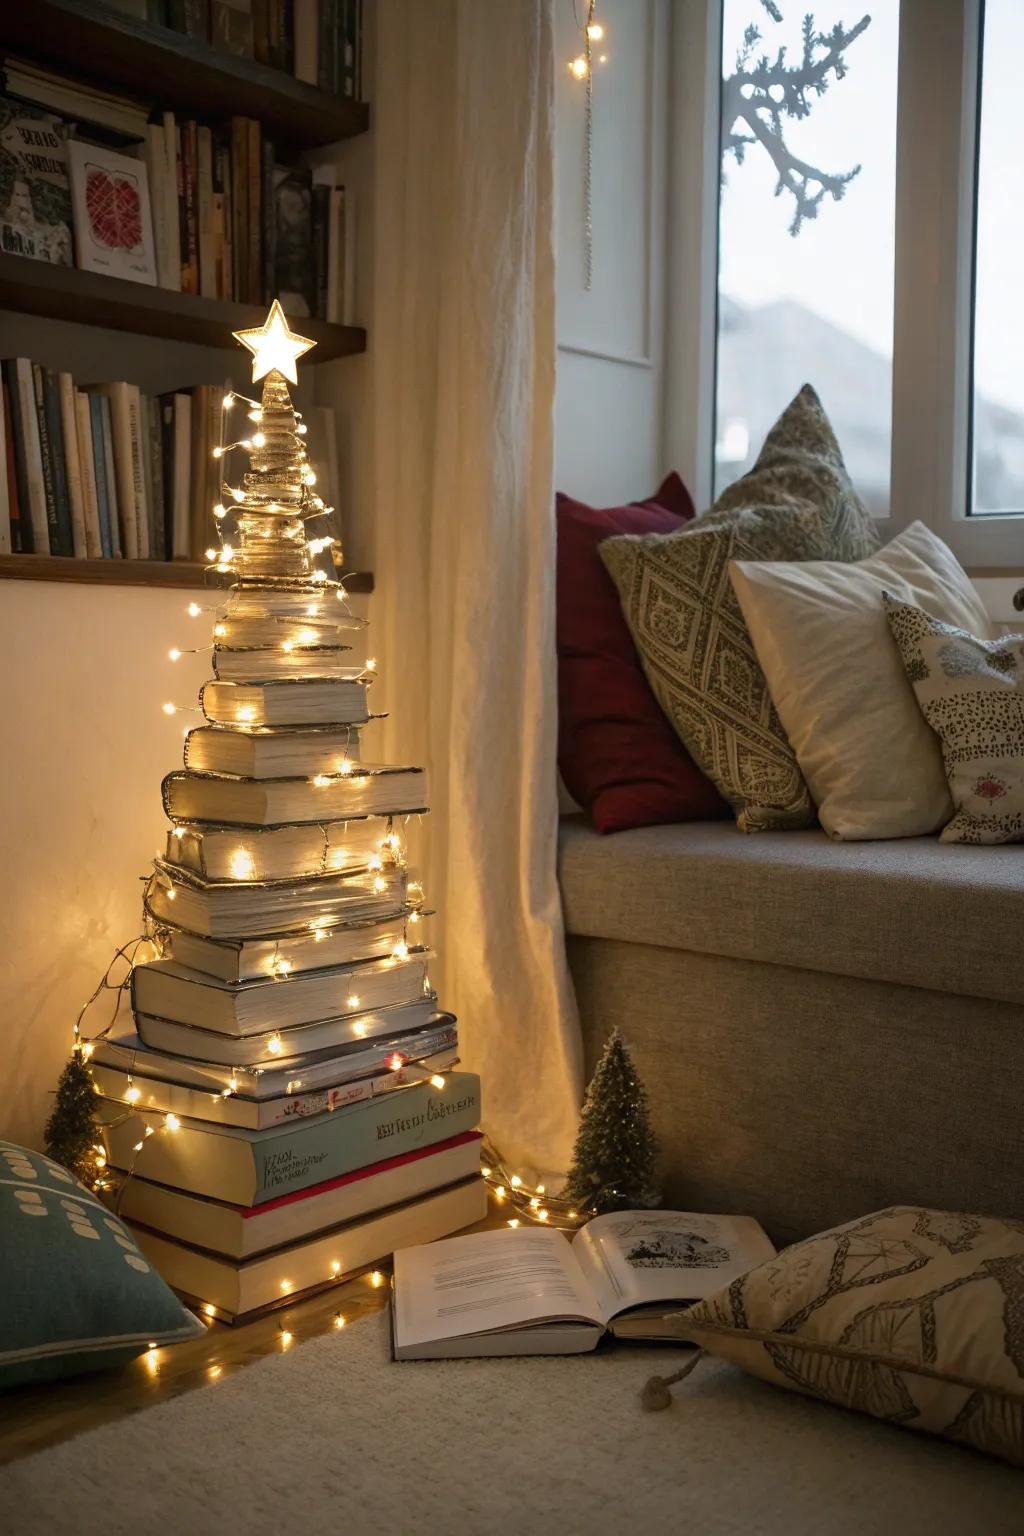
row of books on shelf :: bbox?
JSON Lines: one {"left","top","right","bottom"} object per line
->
{"left": 0, "top": 357, "right": 339, "bottom": 561}
{"left": 116, "top": 0, "right": 363, "bottom": 99}
{"left": 0, "top": 89, "right": 355, "bottom": 320}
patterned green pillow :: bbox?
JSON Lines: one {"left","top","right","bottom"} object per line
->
{"left": 703, "top": 383, "right": 879, "bottom": 560}
{"left": 0, "top": 1140, "right": 203, "bottom": 1389}
{"left": 884, "top": 595, "right": 1024, "bottom": 844}
{"left": 601, "top": 507, "right": 833, "bottom": 831}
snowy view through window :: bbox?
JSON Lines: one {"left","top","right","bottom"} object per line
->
{"left": 716, "top": 1, "right": 1024, "bottom": 518}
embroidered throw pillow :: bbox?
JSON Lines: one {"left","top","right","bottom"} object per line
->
{"left": 676, "top": 1205, "right": 1024, "bottom": 1466}
{"left": 883, "top": 595, "right": 1024, "bottom": 843}
{"left": 555, "top": 476, "right": 727, "bottom": 834}
{"left": 728, "top": 523, "right": 993, "bottom": 840}
{"left": 0, "top": 1140, "right": 203, "bottom": 1389}
{"left": 703, "top": 382, "right": 879, "bottom": 562}
{"left": 600, "top": 507, "right": 835, "bottom": 832}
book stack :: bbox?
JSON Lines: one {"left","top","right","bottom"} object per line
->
{"left": 0, "top": 89, "right": 355, "bottom": 321}
{"left": 0, "top": 357, "right": 341, "bottom": 562}
{"left": 153, "top": 0, "right": 364, "bottom": 98}
{"left": 95, "top": 326, "right": 485, "bottom": 1320}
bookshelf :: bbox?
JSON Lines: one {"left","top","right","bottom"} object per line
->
{"left": 1, "top": 1, "right": 369, "bottom": 151}
{"left": 0, "top": 0, "right": 369, "bottom": 590}
{"left": 0, "top": 255, "right": 366, "bottom": 360}
{"left": 0, "top": 555, "right": 374, "bottom": 592}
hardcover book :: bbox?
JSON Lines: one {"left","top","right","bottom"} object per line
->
{"left": 0, "top": 97, "right": 72, "bottom": 265}
{"left": 67, "top": 139, "right": 157, "bottom": 286}
{"left": 183, "top": 724, "right": 363, "bottom": 781}
{"left": 167, "top": 909, "right": 421, "bottom": 981}
{"left": 393, "top": 1213, "right": 776, "bottom": 1359}
{"left": 211, "top": 647, "right": 358, "bottom": 684}
{"left": 130, "top": 1177, "right": 488, "bottom": 1321}
{"left": 162, "top": 765, "right": 427, "bottom": 826}
{"left": 114, "top": 1130, "right": 482, "bottom": 1258}
{"left": 93, "top": 1007, "right": 455, "bottom": 1099}
{"left": 131, "top": 952, "right": 431, "bottom": 1037}
{"left": 147, "top": 859, "right": 409, "bottom": 938}
{"left": 200, "top": 677, "right": 370, "bottom": 728}
{"left": 99, "top": 1070, "right": 482, "bottom": 1205}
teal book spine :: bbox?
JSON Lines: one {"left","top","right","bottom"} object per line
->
{"left": 252, "top": 1073, "right": 481, "bottom": 1203}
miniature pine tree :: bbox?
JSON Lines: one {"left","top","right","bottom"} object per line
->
{"left": 562, "top": 1028, "right": 660, "bottom": 1214}
{"left": 44, "top": 1049, "right": 99, "bottom": 1184}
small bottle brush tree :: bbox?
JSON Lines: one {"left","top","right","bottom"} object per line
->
{"left": 562, "top": 1028, "right": 660, "bottom": 1214}
{"left": 44, "top": 1049, "right": 100, "bottom": 1184}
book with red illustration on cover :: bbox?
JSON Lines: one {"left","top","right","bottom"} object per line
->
{"left": 67, "top": 139, "right": 157, "bottom": 286}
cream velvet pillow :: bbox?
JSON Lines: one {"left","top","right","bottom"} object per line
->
{"left": 729, "top": 523, "right": 992, "bottom": 839}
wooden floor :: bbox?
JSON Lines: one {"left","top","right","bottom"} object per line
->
{"left": 0, "top": 1206, "right": 502, "bottom": 1468}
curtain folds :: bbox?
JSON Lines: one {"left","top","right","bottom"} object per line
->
{"left": 370, "top": 0, "right": 582, "bottom": 1175}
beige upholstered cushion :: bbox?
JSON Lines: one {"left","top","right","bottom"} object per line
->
{"left": 885, "top": 596, "right": 1024, "bottom": 844}
{"left": 677, "top": 1205, "right": 1024, "bottom": 1465}
{"left": 729, "top": 523, "right": 992, "bottom": 840}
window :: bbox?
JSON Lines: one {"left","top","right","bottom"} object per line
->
{"left": 970, "top": 0, "right": 1024, "bottom": 516}
{"left": 715, "top": 2, "right": 900, "bottom": 515}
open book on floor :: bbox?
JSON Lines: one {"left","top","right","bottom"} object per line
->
{"left": 391, "top": 1211, "right": 775, "bottom": 1358}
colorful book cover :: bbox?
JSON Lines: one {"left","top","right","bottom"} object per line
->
{"left": 0, "top": 97, "right": 72, "bottom": 266}
{"left": 67, "top": 140, "right": 158, "bottom": 286}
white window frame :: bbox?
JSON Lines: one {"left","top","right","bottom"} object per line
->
{"left": 664, "top": 0, "right": 1023, "bottom": 572}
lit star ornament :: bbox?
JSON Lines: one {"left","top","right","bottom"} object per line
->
{"left": 232, "top": 300, "right": 316, "bottom": 385}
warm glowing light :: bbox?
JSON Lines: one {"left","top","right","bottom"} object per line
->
{"left": 568, "top": 1210, "right": 578, "bottom": 1221}
{"left": 508, "top": 1218, "right": 520, "bottom": 1229}
{"left": 213, "top": 623, "right": 227, "bottom": 637}
{"left": 392, "top": 941, "right": 409, "bottom": 962}
{"left": 144, "top": 1348, "right": 159, "bottom": 1375}
{"left": 281, "top": 641, "right": 294, "bottom": 653}
{"left": 347, "top": 994, "right": 361, "bottom": 1009}
{"left": 587, "top": 21, "right": 604, "bottom": 40}
{"left": 229, "top": 1075, "right": 238, "bottom": 1092}
{"left": 353, "top": 1021, "right": 368, "bottom": 1037}
{"left": 569, "top": 54, "right": 588, "bottom": 78}
{"left": 145, "top": 1126, "right": 155, "bottom": 1137}
{"left": 213, "top": 503, "right": 227, "bottom": 518}
{"left": 125, "top": 1086, "right": 141, "bottom": 1104}
{"left": 168, "top": 647, "right": 181, "bottom": 662}
{"left": 133, "top": 1140, "right": 144, "bottom": 1153}
{"left": 165, "top": 1113, "right": 180, "bottom": 1131}
{"left": 267, "top": 1034, "right": 283, "bottom": 1055}
{"left": 172, "top": 825, "right": 186, "bottom": 838}
{"left": 162, "top": 702, "right": 176, "bottom": 716}
{"left": 188, "top": 602, "right": 201, "bottom": 617}
{"left": 510, "top": 1175, "right": 522, "bottom": 1189}
{"left": 369, "top": 1271, "right": 384, "bottom": 1288}
{"left": 165, "top": 886, "right": 176, "bottom": 901}
{"left": 252, "top": 432, "right": 266, "bottom": 448}
{"left": 495, "top": 1186, "right": 506, "bottom": 1201}
{"left": 338, "top": 758, "right": 353, "bottom": 775}
{"left": 223, "top": 393, "right": 234, "bottom": 408}
{"left": 364, "top": 657, "right": 377, "bottom": 671}
{"left": 529, "top": 1197, "right": 540, "bottom": 1210}
{"left": 279, "top": 1330, "right": 293, "bottom": 1346}
{"left": 230, "top": 848, "right": 256, "bottom": 881}
{"left": 232, "top": 299, "right": 316, "bottom": 385}
{"left": 231, "top": 488, "right": 246, "bottom": 503}
{"left": 280, "top": 1279, "right": 293, "bottom": 1293}
{"left": 203, "top": 1303, "right": 216, "bottom": 1317}
{"left": 312, "top": 774, "right": 331, "bottom": 787}
{"left": 387, "top": 1053, "right": 404, "bottom": 1071}
{"left": 331, "top": 1260, "right": 342, "bottom": 1275}
{"left": 275, "top": 959, "right": 292, "bottom": 977}
{"left": 212, "top": 445, "right": 223, "bottom": 459}
{"left": 298, "top": 629, "right": 318, "bottom": 644}
{"left": 367, "top": 854, "right": 383, "bottom": 872}
{"left": 537, "top": 1209, "right": 549, "bottom": 1222}
{"left": 205, "top": 547, "right": 217, "bottom": 560}
{"left": 481, "top": 1166, "right": 492, "bottom": 1178}
{"left": 237, "top": 705, "right": 257, "bottom": 722}
{"left": 334, "top": 1313, "right": 346, "bottom": 1328}
{"left": 429, "top": 1074, "right": 446, "bottom": 1090}
{"left": 80, "top": 1041, "right": 94, "bottom": 1059}
{"left": 537, "top": 1184, "right": 546, "bottom": 1195}
{"left": 372, "top": 876, "right": 387, "bottom": 894}
{"left": 208, "top": 1363, "right": 222, "bottom": 1379}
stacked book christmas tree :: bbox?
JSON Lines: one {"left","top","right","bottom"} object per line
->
{"left": 94, "top": 303, "right": 485, "bottom": 1321}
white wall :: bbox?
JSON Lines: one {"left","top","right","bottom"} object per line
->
{"left": 554, "top": 0, "right": 670, "bottom": 504}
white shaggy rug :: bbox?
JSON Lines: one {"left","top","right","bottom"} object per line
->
{"left": 1, "top": 1313, "right": 1019, "bottom": 1536}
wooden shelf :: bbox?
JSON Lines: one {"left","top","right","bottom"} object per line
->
{"left": 0, "top": 253, "right": 366, "bottom": 359}
{"left": 0, "top": 555, "right": 375, "bottom": 592}
{"left": 0, "top": 0, "right": 369, "bottom": 151}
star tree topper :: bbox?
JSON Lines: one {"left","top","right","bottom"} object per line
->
{"left": 232, "top": 299, "right": 316, "bottom": 385}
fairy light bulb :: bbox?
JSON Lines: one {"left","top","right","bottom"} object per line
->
{"left": 353, "top": 1021, "right": 368, "bottom": 1037}
{"left": 430, "top": 1074, "right": 446, "bottom": 1090}
{"left": 203, "top": 1302, "right": 216, "bottom": 1317}
{"left": 230, "top": 848, "right": 256, "bottom": 880}
{"left": 331, "top": 1260, "right": 342, "bottom": 1275}
{"left": 312, "top": 773, "right": 330, "bottom": 787}
{"left": 372, "top": 876, "right": 387, "bottom": 894}
{"left": 297, "top": 423, "right": 308, "bottom": 435}
{"left": 165, "top": 1113, "right": 180, "bottom": 1131}
{"left": 510, "top": 1175, "right": 522, "bottom": 1188}
{"left": 267, "top": 1034, "right": 283, "bottom": 1055}
{"left": 298, "top": 629, "right": 318, "bottom": 645}
{"left": 387, "top": 1053, "right": 404, "bottom": 1071}
{"left": 223, "top": 393, "right": 234, "bottom": 409}
{"left": 168, "top": 648, "right": 181, "bottom": 662}
{"left": 214, "top": 623, "right": 227, "bottom": 638}
{"left": 369, "top": 1271, "right": 384, "bottom": 1288}
{"left": 162, "top": 702, "right": 176, "bottom": 716}
{"left": 125, "top": 1086, "right": 141, "bottom": 1104}
{"left": 213, "top": 503, "right": 227, "bottom": 519}
{"left": 188, "top": 602, "right": 201, "bottom": 617}
{"left": 237, "top": 705, "right": 256, "bottom": 722}
{"left": 347, "top": 993, "right": 361, "bottom": 1009}
{"left": 231, "top": 488, "right": 246, "bottom": 503}
{"left": 364, "top": 657, "right": 377, "bottom": 672}
{"left": 338, "top": 758, "right": 353, "bottom": 775}
{"left": 229, "top": 1075, "right": 238, "bottom": 1093}
{"left": 281, "top": 641, "right": 294, "bottom": 653}
{"left": 205, "top": 547, "right": 217, "bottom": 561}
{"left": 212, "top": 445, "right": 223, "bottom": 459}
{"left": 569, "top": 54, "right": 588, "bottom": 78}
{"left": 252, "top": 433, "right": 266, "bottom": 448}
{"left": 508, "top": 1218, "right": 520, "bottom": 1229}
{"left": 587, "top": 21, "right": 604, "bottom": 40}
{"left": 275, "top": 959, "right": 292, "bottom": 977}
{"left": 334, "top": 1314, "right": 346, "bottom": 1328}
{"left": 392, "top": 941, "right": 409, "bottom": 962}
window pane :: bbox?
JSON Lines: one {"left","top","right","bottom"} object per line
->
{"left": 716, "top": 2, "right": 899, "bottom": 515}
{"left": 971, "top": 0, "right": 1024, "bottom": 515}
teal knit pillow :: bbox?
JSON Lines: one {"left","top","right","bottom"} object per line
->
{"left": 0, "top": 1140, "right": 203, "bottom": 1389}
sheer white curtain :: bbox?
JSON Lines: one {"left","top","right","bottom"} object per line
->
{"left": 369, "top": 0, "right": 582, "bottom": 1174}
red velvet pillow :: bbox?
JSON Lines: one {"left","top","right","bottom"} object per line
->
{"left": 556, "top": 474, "right": 728, "bottom": 834}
